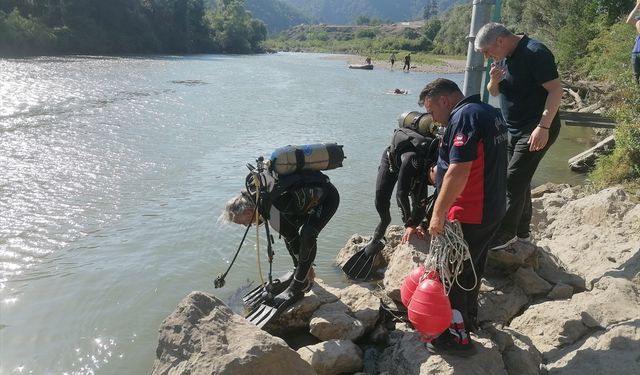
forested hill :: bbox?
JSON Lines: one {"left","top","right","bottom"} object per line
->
{"left": 277, "top": 0, "right": 468, "bottom": 25}
{"left": 0, "top": 0, "right": 267, "bottom": 56}
{"left": 244, "top": 0, "right": 311, "bottom": 33}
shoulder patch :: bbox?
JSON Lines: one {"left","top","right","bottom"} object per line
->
{"left": 453, "top": 133, "right": 467, "bottom": 147}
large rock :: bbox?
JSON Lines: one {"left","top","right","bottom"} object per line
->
{"left": 544, "top": 319, "right": 640, "bottom": 375}
{"left": 478, "top": 277, "right": 529, "bottom": 325}
{"left": 536, "top": 187, "right": 640, "bottom": 286}
{"left": 266, "top": 279, "right": 338, "bottom": 334}
{"left": 485, "top": 325, "right": 544, "bottom": 375}
{"left": 297, "top": 339, "right": 363, "bottom": 375}
{"left": 378, "top": 331, "right": 507, "bottom": 375}
{"left": 509, "top": 276, "right": 640, "bottom": 359}
{"left": 513, "top": 266, "right": 553, "bottom": 295}
{"left": 152, "top": 292, "right": 316, "bottom": 375}
{"left": 310, "top": 302, "right": 365, "bottom": 341}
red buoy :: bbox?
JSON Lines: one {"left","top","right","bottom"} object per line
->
{"left": 407, "top": 278, "right": 452, "bottom": 340}
{"left": 400, "top": 265, "right": 425, "bottom": 307}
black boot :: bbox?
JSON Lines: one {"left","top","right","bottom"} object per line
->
{"left": 272, "top": 278, "right": 310, "bottom": 311}
{"left": 363, "top": 237, "right": 386, "bottom": 256}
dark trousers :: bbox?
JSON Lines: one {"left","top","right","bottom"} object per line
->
{"left": 373, "top": 149, "right": 398, "bottom": 241}
{"left": 279, "top": 183, "right": 340, "bottom": 282}
{"left": 448, "top": 221, "right": 501, "bottom": 330}
{"left": 500, "top": 121, "right": 560, "bottom": 237}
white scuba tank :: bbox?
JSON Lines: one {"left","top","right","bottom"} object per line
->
{"left": 270, "top": 143, "right": 345, "bottom": 176}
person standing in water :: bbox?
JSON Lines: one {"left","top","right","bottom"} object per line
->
{"left": 390, "top": 53, "right": 396, "bottom": 69}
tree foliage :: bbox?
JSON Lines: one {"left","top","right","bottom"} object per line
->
{"left": 0, "top": 0, "right": 266, "bottom": 56}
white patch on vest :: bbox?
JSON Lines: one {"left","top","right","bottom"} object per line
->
{"left": 269, "top": 206, "right": 281, "bottom": 232}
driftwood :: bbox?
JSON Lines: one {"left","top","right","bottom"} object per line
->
{"left": 564, "top": 87, "right": 584, "bottom": 109}
{"left": 561, "top": 78, "right": 611, "bottom": 112}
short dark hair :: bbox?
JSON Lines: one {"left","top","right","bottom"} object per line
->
{"left": 418, "top": 78, "right": 462, "bottom": 105}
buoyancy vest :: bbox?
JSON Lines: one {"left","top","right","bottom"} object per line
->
{"left": 388, "top": 128, "right": 436, "bottom": 173}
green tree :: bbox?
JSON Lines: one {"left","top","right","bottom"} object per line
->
{"left": 207, "top": 0, "right": 266, "bottom": 53}
{"left": 432, "top": 4, "right": 471, "bottom": 55}
{"left": 423, "top": 0, "right": 439, "bottom": 20}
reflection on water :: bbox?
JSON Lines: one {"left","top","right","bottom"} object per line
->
{"left": 0, "top": 53, "right": 596, "bottom": 374}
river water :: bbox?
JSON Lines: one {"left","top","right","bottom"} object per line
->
{"left": 0, "top": 53, "right": 594, "bottom": 374}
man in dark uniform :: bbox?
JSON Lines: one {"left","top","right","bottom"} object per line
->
{"left": 475, "top": 22, "right": 563, "bottom": 249}
{"left": 421, "top": 78, "right": 508, "bottom": 356}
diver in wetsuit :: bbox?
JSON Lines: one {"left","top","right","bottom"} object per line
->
{"left": 223, "top": 172, "right": 340, "bottom": 316}
{"left": 342, "top": 124, "right": 438, "bottom": 281}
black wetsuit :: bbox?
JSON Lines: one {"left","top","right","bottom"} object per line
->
{"left": 372, "top": 128, "right": 436, "bottom": 242}
{"left": 267, "top": 176, "right": 340, "bottom": 283}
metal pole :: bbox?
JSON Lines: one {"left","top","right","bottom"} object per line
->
{"left": 481, "top": 0, "right": 502, "bottom": 103}
{"left": 462, "top": 0, "right": 494, "bottom": 96}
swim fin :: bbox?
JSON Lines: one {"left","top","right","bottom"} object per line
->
{"left": 245, "top": 278, "right": 311, "bottom": 328}
{"left": 342, "top": 239, "right": 385, "bottom": 281}
{"left": 242, "top": 270, "right": 294, "bottom": 314}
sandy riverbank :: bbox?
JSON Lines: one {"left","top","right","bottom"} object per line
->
{"left": 322, "top": 54, "right": 466, "bottom": 74}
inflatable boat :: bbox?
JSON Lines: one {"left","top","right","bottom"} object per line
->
{"left": 348, "top": 64, "right": 374, "bottom": 70}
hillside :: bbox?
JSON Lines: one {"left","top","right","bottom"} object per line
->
{"left": 278, "top": 0, "right": 468, "bottom": 25}
{"left": 244, "top": 0, "right": 311, "bottom": 33}
{"left": 242, "top": 0, "right": 470, "bottom": 34}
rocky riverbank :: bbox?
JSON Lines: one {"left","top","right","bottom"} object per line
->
{"left": 323, "top": 54, "right": 466, "bottom": 74}
{"left": 152, "top": 184, "right": 640, "bottom": 375}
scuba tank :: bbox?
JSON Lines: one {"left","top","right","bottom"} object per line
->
{"left": 270, "top": 143, "right": 345, "bottom": 176}
{"left": 398, "top": 111, "right": 438, "bottom": 138}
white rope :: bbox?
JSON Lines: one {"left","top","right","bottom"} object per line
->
{"left": 424, "top": 220, "right": 477, "bottom": 295}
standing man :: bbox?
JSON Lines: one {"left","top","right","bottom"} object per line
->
{"left": 626, "top": 0, "right": 640, "bottom": 84}
{"left": 474, "top": 22, "right": 563, "bottom": 249}
{"left": 403, "top": 53, "right": 411, "bottom": 71}
{"left": 390, "top": 52, "right": 396, "bottom": 69}
{"left": 421, "top": 78, "right": 508, "bottom": 355}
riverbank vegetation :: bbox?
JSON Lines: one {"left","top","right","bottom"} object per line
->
{"left": 0, "top": 0, "right": 266, "bottom": 55}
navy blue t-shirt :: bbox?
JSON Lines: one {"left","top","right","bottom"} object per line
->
{"left": 436, "top": 95, "right": 508, "bottom": 225}
{"left": 499, "top": 34, "right": 559, "bottom": 135}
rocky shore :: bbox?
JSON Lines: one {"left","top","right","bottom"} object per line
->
{"left": 152, "top": 184, "right": 640, "bottom": 375}
{"left": 323, "top": 54, "right": 466, "bottom": 74}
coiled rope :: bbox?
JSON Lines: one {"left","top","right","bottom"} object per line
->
{"left": 424, "top": 220, "right": 477, "bottom": 295}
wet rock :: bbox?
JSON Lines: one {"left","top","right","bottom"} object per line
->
{"left": 152, "top": 292, "right": 315, "bottom": 375}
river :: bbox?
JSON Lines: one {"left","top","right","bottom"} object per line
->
{"left": 0, "top": 52, "right": 595, "bottom": 374}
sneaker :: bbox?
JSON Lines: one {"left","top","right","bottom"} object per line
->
{"left": 425, "top": 331, "right": 477, "bottom": 357}
{"left": 489, "top": 231, "right": 517, "bottom": 250}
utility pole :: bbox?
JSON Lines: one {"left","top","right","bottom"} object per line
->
{"left": 462, "top": 0, "right": 494, "bottom": 96}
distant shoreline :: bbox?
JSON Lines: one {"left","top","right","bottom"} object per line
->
{"left": 321, "top": 53, "right": 466, "bottom": 74}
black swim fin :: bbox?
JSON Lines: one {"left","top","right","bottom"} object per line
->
{"left": 242, "top": 270, "right": 294, "bottom": 314}
{"left": 342, "top": 239, "right": 385, "bottom": 281}
{"left": 245, "top": 278, "right": 311, "bottom": 328}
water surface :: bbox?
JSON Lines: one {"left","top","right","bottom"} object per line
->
{"left": 0, "top": 53, "right": 593, "bottom": 374}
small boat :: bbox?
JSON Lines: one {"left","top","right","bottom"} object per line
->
{"left": 348, "top": 64, "right": 374, "bottom": 70}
